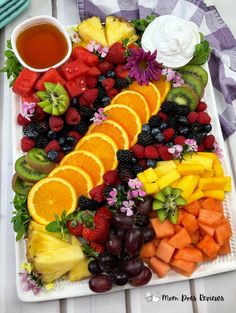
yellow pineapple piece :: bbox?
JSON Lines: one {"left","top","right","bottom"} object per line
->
{"left": 137, "top": 172, "right": 148, "bottom": 184}
{"left": 157, "top": 169, "right": 181, "bottom": 190}
{"left": 177, "top": 164, "right": 204, "bottom": 175}
{"left": 204, "top": 190, "right": 225, "bottom": 200}
{"left": 187, "top": 188, "right": 204, "bottom": 204}
{"left": 143, "top": 182, "right": 159, "bottom": 195}
{"left": 154, "top": 161, "right": 176, "bottom": 177}
{"left": 78, "top": 16, "right": 107, "bottom": 46}
{"left": 198, "top": 177, "right": 227, "bottom": 190}
{"left": 197, "top": 152, "right": 218, "bottom": 160}
{"left": 69, "top": 257, "right": 91, "bottom": 282}
{"left": 181, "top": 154, "right": 213, "bottom": 170}
{"left": 143, "top": 168, "right": 158, "bottom": 183}
{"left": 105, "top": 16, "right": 138, "bottom": 46}
{"left": 200, "top": 170, "right": 215, "bottom": 178}
{"left": 224, "top": 176, "right": 232, "bottom": 192}
{"left": 214, "top": 163, "right": 224, "bottom": 177}
{"left": 171, "top": 178, "right": 181, "bottom": 188}
{"left": 177, "top": 175, "right": 199, "bottom": 200}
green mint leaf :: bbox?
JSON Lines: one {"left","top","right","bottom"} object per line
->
{"left": 146, "top": 15, "right": 156, "bottom": 24}
{"left": 189, "top": 34, "right": 211, "bottom": 66}
{"left": 7, "top": 39, "right": 12, "bottom": 49}
{"left": 16, "top": 225, "right": 26, "bottom": 241}
{"left": 45, "top": 221, "right": 61, "bottom": 233}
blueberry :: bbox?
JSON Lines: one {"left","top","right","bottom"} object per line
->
{"left": 62, "top": 145, "right": 73, "bottom": 153}
{"left": 131, "top": 157, "right": 137, "bottom": 164}
{"left": 47, "top": 130, "right": 57, "bottom": 140}
{"left": 58, "top": 136, "right": 66, "bottom": 146}
{"left": 154, "top": 132, "right": 164, "bottom": 143}
{"left": 98, "top": 75, "right": 106, "bottom": 83}
{"left": 204, "top": 124, "right": 212, "bottom": 133}
{"left": 142, "top": 123, "right": 151, "bottom": 133}
{"left": 102, "top": 96, "right": 111, "bottom": 106}
{"left": 47, "top": 150, "right": 59, "bottom": 162}
{"left": 179, "top": 126, "right": 189, "bottom": 136}
{"left": 159, "top": 122, "right": 168, "bottom": 131}
{"left": 107, "top": 70, "right": 116, "bottom": 78}
{"left": 178, "top": 116, "right": 189, "bottom": 126}
{"left": 151, "top": 128, "right": 160, "bottom": 136}
{"left": 71, "top": 97, "right": 79, "bottom": 107}
{"left": 66, "top": 136, "right": 76, "bottom": 146}
{"left": 147, "top": 159, "right": 157, "bottom": 168}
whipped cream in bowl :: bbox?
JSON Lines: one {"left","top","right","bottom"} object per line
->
{"left": 141, "top": 15, "right": 201, "bottom": 69}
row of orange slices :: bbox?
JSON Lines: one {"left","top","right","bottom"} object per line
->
{"left": 27, "top": 79, "right": 171, "bottom": 225}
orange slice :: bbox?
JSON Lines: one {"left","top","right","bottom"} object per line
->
{"left": 48, "top": 165, "right": 93, "bottom": 197}
{"left": 103, "top": 104, "right": 142, "bottom": 146}
{"left": 153, "top": 76, "right": 171, "bottom": 102}
{"left": 128, "top": 81, "right": 161, "bottom": 115}
{"left": 88, "top": 120, "right": 130, "bottom": 149}
{"left": 75, "top": 132, "right": 118, "bottom": 171}
{"left": 60, "top": 150, "right": 104, "bottom": 186}
{"left": 27, "top": 177, "right": 77, "bottom": 225}
{"left": 110, "top": 90, "right": 150, "bottom": 123}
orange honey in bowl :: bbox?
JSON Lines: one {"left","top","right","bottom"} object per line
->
{"left": 16, "top": 23, "right": 68, "bottom": 69}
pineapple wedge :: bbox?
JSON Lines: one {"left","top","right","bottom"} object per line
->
{"left": 77, "top": 16, "right": 107, "bottom": 46}
{"left": 69, "top": 257, "right": 91, "bottom": 282}
{"left": 105, "top": 16, "right": 138, "bottom": 46}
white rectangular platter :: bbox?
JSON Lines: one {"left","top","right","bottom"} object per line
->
{"left": 12, "top": 64, "right": 236, "bottom": 302}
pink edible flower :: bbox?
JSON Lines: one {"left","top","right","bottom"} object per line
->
{"left": 90, "top": 107, "right": 107, "bottom": 125}
{"left": 168, "top": 145, "right": 183, "bottom": 158}
{"left": 107, "top": 188, "right": 117, "bottom": 206}
{"left": 21, "top": 101, "right": 36, "bottom": 121}
{"left": 120, "top": 200, "right": 135, "bottom": 216}
{"left": 162, "top": 68, "right": 184, "bottom": 87}
{"left": 185, "top": 139, "right": 198, "bottom": 152}
{"left": 213, "top": 141, "right": 223, "bottom": 159}
{"left": 19, "top": 271, "right": 41, "bottom": 295}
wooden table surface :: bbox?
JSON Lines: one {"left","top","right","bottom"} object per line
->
{"left": 0, "top": 0, "right": 236, "bottom": 312}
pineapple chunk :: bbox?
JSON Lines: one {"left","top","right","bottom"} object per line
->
{"left": 181, "top": 154, "right": 213, "bottom": 170}
{"left": 224, "top": 176, "right": 232, "bottom": 192}
{"left": 143, "top": 168, "right": 158, "bottom": 183}
{"left": 69, "top": 257, "right": 91, "bottom": 282}
{"left": 198, "top": 177, "right": 227, "bottom": 190}
{"left": 187, "top": 188, "right": 204, "bottom": 204}
{"left": 105, "top": 16, "right": 138, "bottom": 46}
{"left": 201, "top": 170, "right": 215, "bottom": 178}
{"left": 143, "top": 182, "right": 159, "bottom": 195}
{"left": 137, "top": 172, "right": 148, "bottom": 184}
{"left": 214, "top": 163, "right": 224, "bottom": 177}
{"left": 78, "top": 16, "right": 107, "bottom": 46}
{"left": 177, "top": 164, "right": 204, "bottom": 175}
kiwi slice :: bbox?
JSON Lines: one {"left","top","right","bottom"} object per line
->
{"left": 166, "top": 86, "right": 198, "bottom": 111}
{"left": 181, "top": 73, "right": 204, "bottom": 98}
{"left": 26, "top": 148, "right": 56, "bottom": 174}
{"left": 179, "top": 65, "right": 208, "bottom": 87}
{"left": 15, "top": 156, "right": 48, "bottom": 183}
{"left": 12, "top": 174, "right": 34, "bottom": 196}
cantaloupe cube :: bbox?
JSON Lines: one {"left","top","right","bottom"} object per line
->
{"left": 182, "top": 214, "right": 198, "bottom": 234}
{"left": 157, "top": 169, "right": 181, "bottom": 189}
{"left": 187, "top": 189, "right": 204, "bottom": 204}
{"left": 214, "top": 220, "right": 232, "bottom": 245}
{"left": 154, "top": 161, "right": 176, "bottom": 177}
{"left": 198, "top": 222, "right": 215, "bottom": 236}
{"left": 200, "top": 170, "right": 215, "bottom": 178}
{"left": 150, "top": 218, "right": 175, "bottom": 238}
{"left": 218, "top": 241, "right": 231, "bottom": 255}
{"left": 137, "top": 172, "right": 148, "bottom": 184}
{"left": 224, "top": 176, "right": 232, "bottom": 192}
{"left": 214, "top": 163, "right": 224, "bottom": 177}
{"left": 149, "top": 256, "right": 170, "bottom": 277}
{"left": 177, "top": 164, "right": 204, "bottom": 175}
{"left": 140, "top": 241, "right": 156, "bottom": 258}
{"left": 174, "top": 246, "right": 203, "bottom": 262}
{"left": 156, "top": 238, "right": 175, "bottom": 263}
{"left": 198, "top": 209, "right": 222, "bottom": 226}
{"left": 204, "top": 190, "right": 224, "bottom": 200}
{"left": 181, "top": 154, "right": 213, "bottom": 170}
{"left": 191, "top": 230, "right": 200, "bottom": 245}
{"left": 143, "top": 168, "right": 158, "bottom": 182}
{"left": 185, "top": 200, "right": 201, "bottom": 216}
{"left": 177, "top": 175, "right": 199, "bottom": 200}
{"left": 198, "top": 177, "right": 227, "bottom": 190}
{"left": 168, "top": 228, "right": 192, "bottom": 249}
{"left": 143, "top": 182, "right": 159, "bottom": 195}
{"left": 197, "top": 234, "right": 220, "bottom": 258}
{"left": 170, "top": 259, "right": 196, "bottom": 275}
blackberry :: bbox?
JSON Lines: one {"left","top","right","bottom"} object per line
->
{"left": 132, "top": 164, "right": 144, "bottom": 175}
{"left": 191, "top": 122, "right": 203, "bottom": 132}
{"left": 189, "top": 132, "right": 205, "bottom": 145}
{"left": 35, "top": 137, "right": 48, "bottom": 148}
{"left": 160, "top": 101, "right": 176, "bottom": 114}
{"left": 37, "top": 121, "right": 49, "bottom": 134}
{"left": 74, "top": 121, "right": 89, "bottom": 135}
{"left": 118, "top": 168, "right": 134, "bottom": 183}
{"left": 94, "top": 86, "right": 107, "bottom": 105}
{"left": 204, "top": 124, "right": 212, "bottom": 133}
{"left": 79, "top": 106, "right": 93, "bottom": 121}
{"left": 149, "top": 115, "right": 162, "bottom": 128}
{"left": 23, "top": 124, "right": 39, "bottom": 139}
{"left": 116, "top": 149, "right": 134, "bottom": 163}
{"left": 168, "top": 116, "right": 179, "bottom": 128}
{"left": 115, "top": 78, "right": 131, "bottom": 90}
{"left": 118, "top": 161, "right": 132, "bottom": 171}
{"left": 175, "top": 105, "right": 190, "bottom": 116}
{"left": 78, "top": 196, "right": 100, "bottom": 210}
{"left": 137, "top": 132, "right": 154, "bottom": 147}
{"left": 178, "top": 116, "right": 189, "bottom": 126}
{"left": 103, "top": 186, "right": 114, "bottom": 199}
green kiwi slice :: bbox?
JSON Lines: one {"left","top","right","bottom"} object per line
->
{"left": 25, "top": 148, "right": 56, "bottom": 174}
{"left": 178, "top": 65, "right": 208, "bottom": 87}
{"left": 181, "top": 73, "right": 204, "bottom": 98}
{"left": 15, "top": 156, "right": 48, "bottom": 183}
{"left": 12, "top": 174, "right": 34, "bottom": 196}
{"left": 166, "top": 86, "right": 198, "bottom": 111}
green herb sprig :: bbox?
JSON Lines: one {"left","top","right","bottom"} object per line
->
{"left": 189, "top": 32, "right": 211, "bottom": 65}
{"left": 131, "top": 15, "right": 156, "bottom": 45}
{"left": 0, "top": 40, "right": 23, "bottom": 87}
{"left": 45, "top": 210, "right": 70, "bottom": 241}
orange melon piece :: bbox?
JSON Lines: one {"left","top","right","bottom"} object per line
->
{"left": 214, "top": 220, "right": 232, "bottom": 245}
{"left": 149, "top": 256, "right": 170, "bottom": 278}
{"left": 170, "top": 259, "right": 196, "bottom": 275}
{"left": 168, "top": 228, "right": 192, "bottom": 249}
{"left": 218, "top": 241, "right": 231, "bottom": 255}
{"left": 156, "top": 238, "right": 175, "bottom": 263}
{"left": 174, "top": 224, "right": 182, "bottom": 234}
{"left": 182, "top": 214, "right": 198, "bottom": 234}
{"left": 185, "top": 200, "right": 201, "bottom": 217}
{"left": 174, "top": 246, "right": 203, "bottom": 262}
{"left": 191, "top": 230, "right": 200, "bottom": 245}
{"left": 140, "top": 241, "right": 156, "bottom": 258}
{"left": 200, "top": 197, "right": 217, "bottom": 211}
{"left": 197, "top": 234, "right": 220, "bottom": 258}
{"left": 150, "top": 218, "right": 174, "bottom": 239}
{"left": 198, "top": 222, "right": 215, "bottom": 236}
{"left": 198, "top": 209, "right": 222, "bottom": 226}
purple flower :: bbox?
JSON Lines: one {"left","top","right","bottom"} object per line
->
{"left": 162, "top": 68, "right": 184, "bottom": 87}
{"left": 185, "top": 139, "right": 198, "bottom": 152}
{"left": 173, "top": 73, "right": 185, "bottom": 87}
{"left": 22, "top": 101, "right": 36, "bottom": 120}
{"left": 120, "top": 200, "right": 134, "bottom": 216}
{"left": 124, "top": 48, "right": 162, "bottom": 85}
{"left": 107, "top": 188, "right": 117, "bottom": 206}
{"left": 19, "top": 271, "right": 41, "bottom": 295}
{"left": 213, "top": 141, "right": 223, "bottom": 159}
{"left": 168, "top": 145, "right": 183, "bottom": 158}
{"left": 90, "top": 107, "right": 107, "bottom": 125}
{"left": 128, "top": 178, "right": 143, "bottom": 190}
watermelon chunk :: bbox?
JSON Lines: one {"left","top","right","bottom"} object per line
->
{"left": 72, "top": 46, "right": 99, "bottom": 66}
{"left": 66, "top": 76, "right": 87, "bottom": 97}
{"left": 60, "top": 60, "right": 89, "bottom": 81}
{"left": 35, "top": 68, "right": 66, "bottom": 90}
{"left": 13, "top": 68, "right": 40, "bottom": 97}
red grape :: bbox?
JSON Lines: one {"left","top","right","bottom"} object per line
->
{"left": 98, "top": 252, "right": 116, "bottom": 273}
{"left": 88, "top": 259, "right": 103, "bottom": 275}
{"left": 112, "top": 212, "right": 134, "bottom": 229}
{"left": 124, "top": 258, "right": 144, "bottom": 277}
{"left": 89, "top": 274, "right": 112, "bottom": 293}
{"left": 142, "top": 227, "right": 155, "bottom": 243}
{"left": 136, "top": 196, "right": 153, "bottom": 215}
{"left": 129, "top": 266, "right": 152, "bottom": 287}
{"left": 124, "top": 227, "right": 144, "bottom": 256}
{"left": 106, "top": 234, "right": 122, "bottom": 255}
{"left": 112, "top": 271, "right": 128, "bottom": 286}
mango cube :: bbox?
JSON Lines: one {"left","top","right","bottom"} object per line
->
{"left": 187, "top": 188, "right": 204, "bottom": 204}
{"left": 214, "top": 163, "right": 224, "bottom": 177}
{"left": 143, "top": 168, "right": 158, "bottom": 183}
{"left": 198, "top": 177, "right": 227, "bottom": 190}
{"left": 157, "top": 169, "right": 181, "bottom": 190}
{"left": 143, "top": 182, "right": 159, "bottom": 194}
{"left": 224, "top": 176, "right": 232, "bottom": 192}
{"left": 204, "top": 190, "right": 225, "bottom": 200}
{"left": 156, "top": 160, "right": 173, "bottom": 167}
{"left": 177, "top": 164, "right": 204, "bottom": 175}
{"left": 137, "top": 172, "right": 148, "bottom": 184}
{"left": 154, "top": 161, "right": 176, "bottom": 177}
{"left": 177, "top": 175, "right": 199, "bottom": 200}
{"left": 197, "top": 152, "right": 218, "bottom": 160}
{"left": 171, "top": 178, "right": 181, "bottom": 188}
{"left": 181, "top": 154, "right": 213, "bottom": 170}
{"left": 200, "top": 170, "right": 215, "bottom": 178}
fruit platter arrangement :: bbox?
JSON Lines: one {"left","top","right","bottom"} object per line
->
{"left": 1, "top": 13, "right": 236, "bottom": 301}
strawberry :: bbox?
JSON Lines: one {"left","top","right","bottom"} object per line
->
{"left": 83, "top": 88, "right": 99, "bottom": 104}
{"left": 102, "top": 78, "right": 115, "bottom": 91}
{"left": 144, "top": 145, "right": 159, "bottom": 159}
{"left": 105, "top": 42, "right": 126, "bottom": 65}
{"left": 67, "top": 220, "right": 83, "bottom": 237}
{"left": 97, "top": 61, "right": 113, "bottom": 73}
{"left": 95, "top": 206, "right": 112, "bottom": 221}
{"left": 103, "top": 170, "right": 119, "bottom": 186}
{"left": 89, "top": 184, "right": 105, "bottom": 202}
{"left": 115, "top": 64, "right": 129, "bottom": 79}
{"left": 89, "top": 242, "right": 105, "bottom": 253}
{"left": 65, "top": 107, "right": 81, "bottom": 125}
{"left": 82, "top": 218, "right": 109, "bottom": 243}
{"left": 85, "top": 76, "right": 98, "bottom": 88}
{"left": 131, "top": 144, "right": 145, "bottom": 159}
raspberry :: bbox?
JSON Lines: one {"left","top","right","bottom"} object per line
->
{"left": 83, "top": 88, "right": 99, "bottom": 104}
{"left": 97, "top": 61, "right": 113, "bottom": 73}
{"left": 157, "top": 111, "right": 168, "bottom": 121}
{"left": 21, "top": 136, "right": 35, "bottom": 152}
{"left": 103, "top": 170, "right": 119, "bottom": 186}
{"left": 32, "top": 105, "right": 47, "bottom": 122}
{"left": 49, "top": 116, "right": 64, "bottom": 132}
{"left": 67, "top": 130, "right": 82, "bottom": 143}
{"left": 187, "top": 112, "right": 199, "bottom": 124}
{"left": 65, "top": 107, "right": 81, "bottom": 125}
{"left": 115, "top": 64, "right": 128, "bottom": 79}
{"left": 57, "top": 151, "right": 65, "bottom": 163}
{"left": 144, "top": 145, "right": 159, "bottom": 159}
{"left": 102, "top": 78, "right": 115, "bottom": 91}
{"left": 197, "top": 101, "right": 207, "bottom": 112}
{"left": 89, "top": 242, "right": 105, "bottom": 253}
{"left": 85, "top": 76, "right": 98, "bottom": 88}
{"left": 174, "top": 136, "right": 186, "bottom": 145}
{"left": 89, "top": 184, "right": 105, "bottom": 202}
{"left": 138, "top": 159, "right": 148, "bottom": 170}
{"left": 198, "top": 112, "right": 211, "bottom": 125}
{"left": 162, "top": 128, "right": 175, "bottom": 142}
{"left": 106, "top": 88, "right": 118, "bottom": 98}
{"left": 198, "top": 144, "right": 204, "bottom": 152}
{"left": 203, "top": 134, "right": 215, "bottom": 149}
{"left": 45, "top": 139, "right": 61, "bottom": 153}
{"left": 158, "top": 146, "right": 173, "bottom": 161}
{"left": 131, "top": 144, "right": 144, "bottom": 159}
{"left": 17, "top": 114, "right": 31, "bottom": 126}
